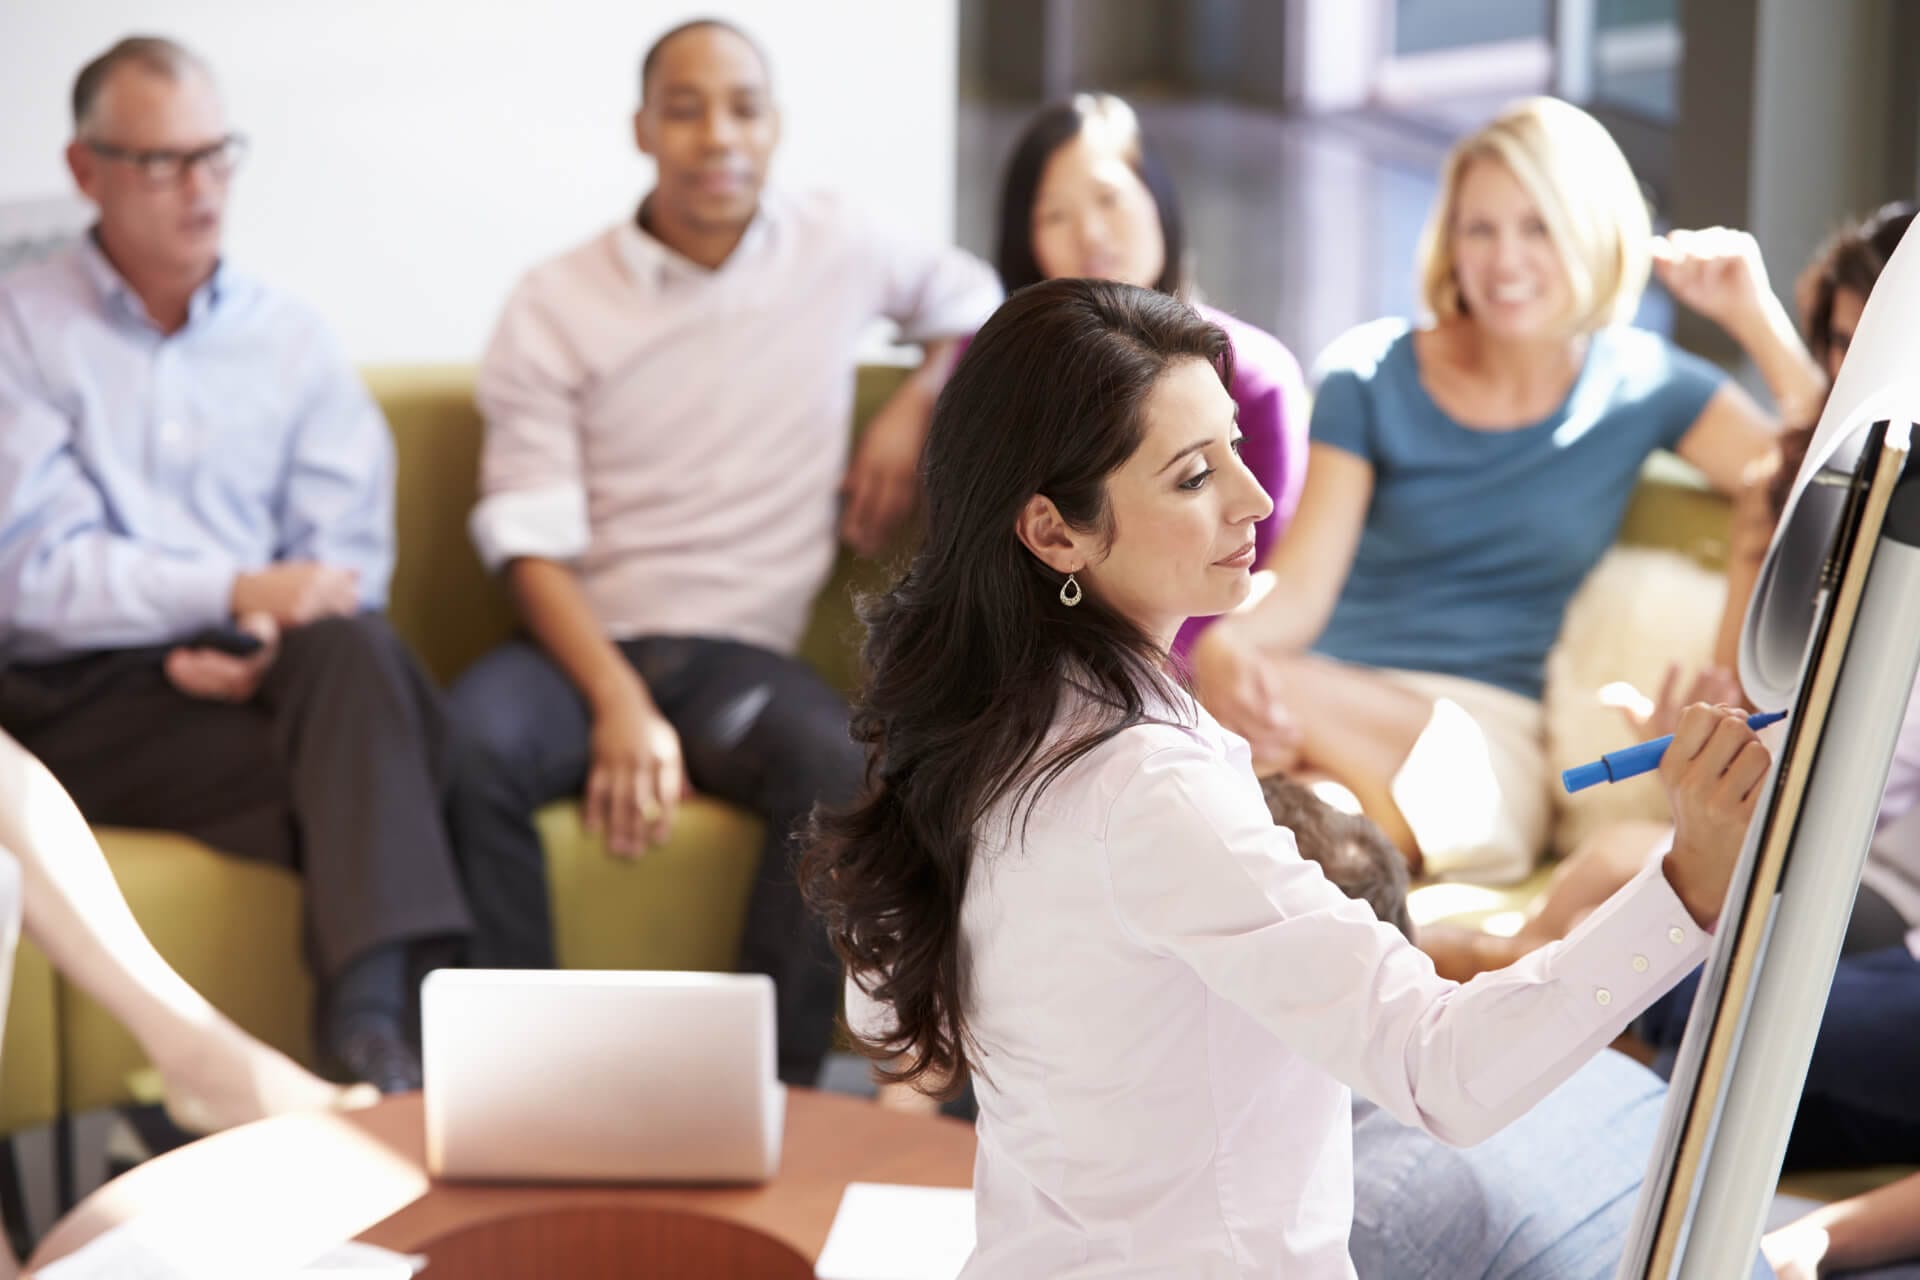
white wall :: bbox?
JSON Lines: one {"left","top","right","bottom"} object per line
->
{"left": 0, "top": 1, "right": 959, "bottom": 362}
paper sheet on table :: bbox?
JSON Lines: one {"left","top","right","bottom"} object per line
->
{"left": 814, "top": 1181, "right": 975, "bottom": 1280}
{"left": 1739, "top": 217, "right": 1920, "bottom": 710}
{"left": 288, "top": 1242, "right": 428, "bottom": 1276}
{"left": 38, "top": 1235, "right": 424, "bottom": 1279}
{"left": 34, "top": 1111, "right": 428, "bottom": 1280}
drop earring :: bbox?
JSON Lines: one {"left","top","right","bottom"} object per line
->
{"left": 1059, "top": 573, "right": 1083, "bottom": 608}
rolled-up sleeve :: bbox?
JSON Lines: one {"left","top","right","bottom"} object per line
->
{"left": 864, "top": 217, "right": 1001, "bottom": 344}
{"left": 277, "top": 318, "right": 395, "bottom": 607}
{"left": 1101, "top": 739, "right": 1709, "bottom": 1147}
{"left": 469, "top": 278, "right": 591, "bottom": 572}
{"left": 0, "top": 299, "right": 234, "bottom": 656}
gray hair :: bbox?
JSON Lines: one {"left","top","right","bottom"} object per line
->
{"left": 71, "top": 36, "right": 211, "bottom": 134}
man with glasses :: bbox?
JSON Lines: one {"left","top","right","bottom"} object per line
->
{"left": 0, "top": 36, "right": 484, "bottom": 1093}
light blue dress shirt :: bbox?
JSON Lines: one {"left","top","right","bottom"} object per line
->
{"left": 0, "top": 237, "right": 393, "bottom": 663}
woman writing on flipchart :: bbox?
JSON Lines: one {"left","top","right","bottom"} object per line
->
{"left": 801, "top": 278, "right": 1770, "bottom": 1278}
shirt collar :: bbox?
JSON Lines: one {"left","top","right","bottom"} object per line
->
{"left": 614, "top": 195, "right": 775, "bottom": 290}
{"left": 1061, "top": 665, "right": 1207, "bottom": 737}
{"left": 79, "top": 227, "right": 229, "bottom": 330}
{"left": 1186, "top": 693, "right": 1249, "bottom": 764}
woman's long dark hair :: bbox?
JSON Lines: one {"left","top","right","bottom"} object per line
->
{"left": 1767, "top": 201, "right": 1919, "bottom": 520}
{"left": 800, "top": 279, "right": 1232, "bottom": 1097}
{"left": 995, "top": 93, "right": 1186, "bottom": 296}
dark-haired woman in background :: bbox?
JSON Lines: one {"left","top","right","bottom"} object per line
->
{"left": 1798, "top": 200, "right": 1918, "bottom": 379}
{"left": 802, "top": 276, "right": 1767, "bottom": 1277}
{"left": 995, "top": 93, "right": 1308, "bottom": 664}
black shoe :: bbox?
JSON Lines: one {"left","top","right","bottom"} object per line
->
{"left": 329, "top": 1013, "right": 424, "bottom": 1094}
{"left": 940, "top": 1077, "right": 979, "bottom": 1123}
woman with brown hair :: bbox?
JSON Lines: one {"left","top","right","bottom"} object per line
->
{"left": 992, "top": 92, "right": 1309, "bottom": 664}
{"left": 802, "top": 277, "right": 1767, "bottom": 1277}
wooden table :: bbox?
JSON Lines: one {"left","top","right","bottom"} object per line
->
{"left": 29, "top": 1088, "right": 976, "bottom": 1278}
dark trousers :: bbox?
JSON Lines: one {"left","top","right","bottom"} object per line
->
{"left": 1639, "top": 885, "right": 1920, "bottom": 1170}
{"left": 446, "top": 635, "right": 865, "bottom": 1086}
{"left": 0, "top": 614, "right": 474, "bottom": 986}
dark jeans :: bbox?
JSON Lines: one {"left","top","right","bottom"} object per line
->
{"left": 446, "top": 635, "right": 865, "bottom": 1086}
{"left": 1639, "top": 885, "right": 1920, "bottom": 1170}
{"left": 0, "top": 613, "right": 474, "bottom": 984}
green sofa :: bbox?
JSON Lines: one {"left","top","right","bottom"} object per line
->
{"left": 0, "top": 364, "right": 1737, "bottom": 1128}
{"left": 8, "top": 358, "right": 1907, "bottom": 1210}
{"left": 2, "top": 364, "right": 902, "bottom": 1130}
{"left": 0, "top": 944, "right": 57, "bottom": 1137}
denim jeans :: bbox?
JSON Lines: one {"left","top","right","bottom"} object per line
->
{"left": 1349, "top": 1048, "right": 1772, "bottom": 1279}
{"left": 1639, "top": 942, "right": 1920, "bottom": 1171}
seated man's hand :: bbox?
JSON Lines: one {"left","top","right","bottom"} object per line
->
{"left": 840, "top": 386, "right": 932, "bottom": 558}
{"left": 585, "top": 696, "right": 686, "bottom": 857}
{"left": 164, "top": 614, "right": 279, "bottom": 703}
{"left": 1188, "top": 622, "right": 1302, "bottom": 774}
{"left": 1659, "top": 703, "right": 1772, "bottom": 930}
{"left": 231, "top": 561, "right": 360, "bottom": 628}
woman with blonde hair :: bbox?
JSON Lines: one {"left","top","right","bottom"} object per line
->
{"left": 1191, "top": 96, "right": 1813, "bottom": 884}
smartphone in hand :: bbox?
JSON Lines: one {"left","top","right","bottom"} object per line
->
{"left": 178, "top": 625, "right": 267, "bottom": 658}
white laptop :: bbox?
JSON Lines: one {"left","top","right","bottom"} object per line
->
{"left": 421, "top": 969, "right": 785, "bottom": 1184}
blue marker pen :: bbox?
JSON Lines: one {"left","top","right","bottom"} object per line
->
{"left": 1562, "top": 710, "right": 1787, "bottom": 793}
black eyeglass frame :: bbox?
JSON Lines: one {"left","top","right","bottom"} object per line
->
{"left": 84, "top": 133, "right": 249, "bottom": 187}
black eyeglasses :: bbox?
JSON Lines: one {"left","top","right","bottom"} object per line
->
{"left": 85, "top": 134, "right": 248, "bottom": 188}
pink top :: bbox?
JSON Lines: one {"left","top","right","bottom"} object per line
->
{"left": 851, "top": 692, "right": 1709, "bottom": 1277}
{"left": 471, "top": 189, "right": 1001, "bottom": 654}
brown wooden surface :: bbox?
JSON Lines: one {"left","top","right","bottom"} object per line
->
{"left": 409, "top": 1205, "right": 815, "bottom": 1279}
{"left": 29, "top": 1088, "right": 975, "bottom": 1273}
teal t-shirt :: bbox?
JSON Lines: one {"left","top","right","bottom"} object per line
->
{"left": 1310, "top": 319, "right": 1725, "bottom": 700}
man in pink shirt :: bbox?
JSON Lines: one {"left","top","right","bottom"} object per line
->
{"left": 446, "top": 19, "right": 999, "bottom": 1085}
